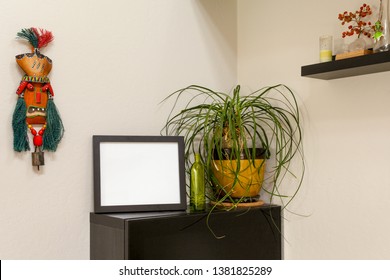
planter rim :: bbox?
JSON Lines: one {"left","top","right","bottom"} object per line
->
{"left": 213, "top": 148, "right": 266, "bottom": 160}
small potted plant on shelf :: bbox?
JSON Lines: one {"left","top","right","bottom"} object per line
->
{"left": 160, "top": 84, "right": 305, "bottom": 215}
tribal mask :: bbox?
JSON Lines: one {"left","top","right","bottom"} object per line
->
{"left": 12, "top": 28, "right": 64, "bottom": 170}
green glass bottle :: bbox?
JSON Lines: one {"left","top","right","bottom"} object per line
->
{"left": 190, "top": 153, "right": 205, "bottom": 211}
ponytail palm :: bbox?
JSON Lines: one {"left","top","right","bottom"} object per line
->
{"left": 161, "top": 84, "right": 304, "bottom": 209}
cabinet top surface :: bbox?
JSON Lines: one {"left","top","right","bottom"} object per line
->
{"left": 90, "top": 204, "right": 280, "bottom": 221}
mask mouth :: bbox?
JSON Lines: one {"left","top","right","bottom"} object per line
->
{"left": 26, "top": 106, "right": 46, "bottom": 118}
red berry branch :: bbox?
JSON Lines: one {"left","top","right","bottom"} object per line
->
{"left": 338, "top": 3, "right": 374, "bottom": 38}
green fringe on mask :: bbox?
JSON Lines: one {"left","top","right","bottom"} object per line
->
{"left": 12, "top": 98, "right": 30, "bottom": 152}
{"left": 43, "top": 99, "right": 64, "bottom": 152}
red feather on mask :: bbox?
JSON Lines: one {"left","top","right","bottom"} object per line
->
{"left": 31, "top": 27, "right": 54, "bottom": 49}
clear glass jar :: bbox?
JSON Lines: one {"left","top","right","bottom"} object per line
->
{"left": 374, "top": 0, "right": 390, "bottom": 52}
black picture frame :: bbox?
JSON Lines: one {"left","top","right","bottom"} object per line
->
{"left": 93, "top": 135, "right": 187, "bottom": 213}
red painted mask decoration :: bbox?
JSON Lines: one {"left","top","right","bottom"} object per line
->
{"left": 12, "top": 28, "right": 64, "bottom": 170}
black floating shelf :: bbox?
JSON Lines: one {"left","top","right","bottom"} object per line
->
{"left": 301, "top": 50, "right": 390, "bottom": 80}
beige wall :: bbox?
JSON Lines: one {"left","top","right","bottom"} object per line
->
{"left": 0, "top": 0, "right": 237, "bottom": 259}
{"left": 238, "top": 0, "right": 390, "bottom": 259}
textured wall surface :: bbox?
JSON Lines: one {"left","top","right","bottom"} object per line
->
{"left": 0, "top": 0, "right": 237, "bottom": 259}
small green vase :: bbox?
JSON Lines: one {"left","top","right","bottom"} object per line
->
{"left": 190, "top": 153, "right": 205, "bottom": 211}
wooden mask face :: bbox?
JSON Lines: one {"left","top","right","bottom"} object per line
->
{"left": 15, "top": 51, "right": 53, "bottom": 125}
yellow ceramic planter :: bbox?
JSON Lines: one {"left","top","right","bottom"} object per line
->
{"left": 211, "top": 157, "right": 265, "bottom": 198}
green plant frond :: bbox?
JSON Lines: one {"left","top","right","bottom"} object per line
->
{"left": 160, "top": 84, "right": 305, "bottom": 211}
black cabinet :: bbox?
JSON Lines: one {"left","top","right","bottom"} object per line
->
{"left": 90, "top": 205, "right": 282, "bottom": 260}
{"left": 301, "top": 50, "right": 390, "bottom": 80}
